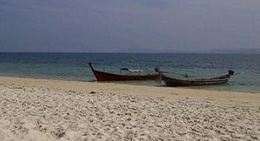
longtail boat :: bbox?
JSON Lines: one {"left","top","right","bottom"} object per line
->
{"left": 161, "top": 70, "right": 234, "bottom": 87}
{"left": 89, "top": 63, "right": 161, "bottom": 81}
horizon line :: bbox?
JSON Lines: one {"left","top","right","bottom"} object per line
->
{"left": 0, "top": 51, "right": 259, "bottom": 54}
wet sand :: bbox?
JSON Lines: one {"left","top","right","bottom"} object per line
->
{"left": 0, "top": 76, "right": 260, "bottom": 141}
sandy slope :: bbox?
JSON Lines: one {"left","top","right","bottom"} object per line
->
{"left": 0, "top": 76, "right": 259, "bottom": 141}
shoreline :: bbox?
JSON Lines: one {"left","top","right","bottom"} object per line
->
{"left": 0, "top": 76, "right": 260, "bottom": 104}
{"left": 1, "top": 74, "right": 259, "bottom": 94}
{"left": 0, "top": 76, "right": 260, "bottom": 140}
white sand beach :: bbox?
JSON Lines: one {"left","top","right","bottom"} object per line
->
{"left": 0, "top": 76, "right": 260, "bottom": 141}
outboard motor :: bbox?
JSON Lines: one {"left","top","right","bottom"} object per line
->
{"left": 155, "top": 67, "right": 160, "bottom": 72}
{"left": 228, "top": 70, "right": 234, "bottom": 76}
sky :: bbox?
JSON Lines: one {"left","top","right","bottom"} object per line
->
{"left": 1, "top": 0, "right": 260, "bottom": 53}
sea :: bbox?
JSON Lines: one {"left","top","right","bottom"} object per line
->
{"left": 0, "top": 52, "right": 259, "bottom": 93}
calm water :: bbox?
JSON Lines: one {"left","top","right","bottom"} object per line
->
{"left": 0, "top": 53, "right": 259, "bottom": 93}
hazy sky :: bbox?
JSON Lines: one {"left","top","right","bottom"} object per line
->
{"left": 1, "top": 0, "right": 260, "bottom": 52}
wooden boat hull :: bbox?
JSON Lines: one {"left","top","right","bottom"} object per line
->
{"left": 162, "top": 75, "right": 229, "bottom": 87}
{"left": 161, "top": 70, "right": 234, "bottom": 87}
{"left": 89, "top": 63, "right": 161, "bottom": 81}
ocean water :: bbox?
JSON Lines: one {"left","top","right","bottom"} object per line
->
{"left": 0, "top": 52, "right": 259, "bottom": 93}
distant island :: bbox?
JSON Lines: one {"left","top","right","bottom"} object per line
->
{"left": 211, "top": 48, "right": 260, "bottom": 54}
{"left": 115, "top": 47, "right": 260, "bottom": 54}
